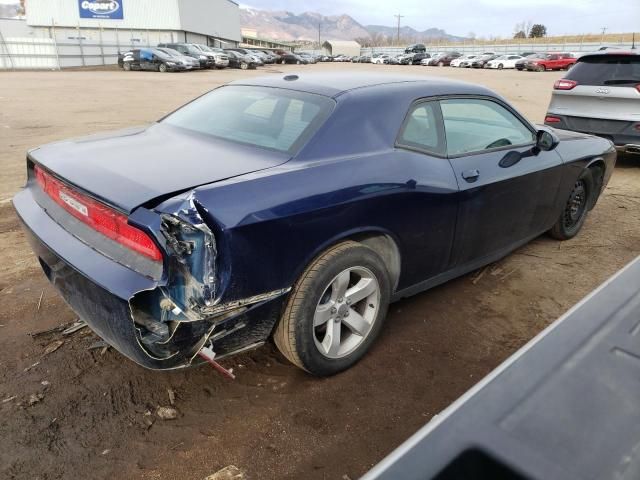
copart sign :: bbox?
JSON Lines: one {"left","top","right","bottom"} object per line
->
{"left": 78, "top": 0, "right": 124, "bottom": 19}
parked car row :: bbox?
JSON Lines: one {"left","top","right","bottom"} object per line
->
{"left": 118, "top": 43, "right": 318, "bottom": 72}
{"left": 354, "top": 49, "right": 579, "bottom": 72}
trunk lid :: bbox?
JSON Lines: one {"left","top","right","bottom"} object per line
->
{"left": 30, "top": 123, "right": 290, "bottom": 212}
{"left": 548, "top": 85, "right": 640, "bottom": 122}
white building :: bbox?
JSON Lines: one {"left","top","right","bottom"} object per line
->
{"left": 25, "top": 0, "right": 241, "bottom": 48}
{"left": 322, "top": 40, "right": 361, "bottom": 58}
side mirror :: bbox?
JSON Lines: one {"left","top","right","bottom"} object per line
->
{"left": 536, "top": 129, "right": 559, "bottom": 152}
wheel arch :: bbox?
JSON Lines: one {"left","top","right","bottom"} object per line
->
{"left": 292, "top": 228, "right": 403, "bottom": 294}
{"left": 585, "top": 157, "right": 606, "bottom": 209}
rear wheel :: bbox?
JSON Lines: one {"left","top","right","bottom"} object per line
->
{"left": 281, "top": 59, "right": 286, "bottom": 65}
{"left": 536, "top": 65, "right": 545, "bottom": 72}
{"left": 240, "top": 62, "right": 248, "bottom": 70}
{"left": 123, "top": 62, "right": 131, "bottom": 71}
{"left": 274, "top": 241, "right": 391, "bottom": 376}
{"left": 548, "top": 170, "right": 594, "bottom": 240}
{"left": 438, "top": 61, "right": 444, "bottom": 66}
{"left": 498, "top": 63, "right": 504, "bottom": 69}
{"left": 158, "top": 63, "right": 168, "bottom": 73}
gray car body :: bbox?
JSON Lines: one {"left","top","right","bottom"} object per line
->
{"left": 545, "top": 52, "right": 640, "bottom": 154}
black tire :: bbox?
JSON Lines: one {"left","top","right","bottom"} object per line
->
{"left": 123, "top": 62, "right": 131, "bottom": 71}
{"left": 158, "top": 63, "right": 167, "bottom": 73}
{"left": 281, "top": 59, "right": 286, "bottom": 65}
{"left": 548, "top": 170, "right": 595, "bottom": 240}
{"left": 296, "top": 60, "right": 301, "bottom": 65}
{"left": 240, "top": 62, "right": 248, "bottom": 70}
{"left": 498, "top": 63, "right": 504, "bottom": 69}
{"left": 537, "top": 65, "right": 545, "bottom": 72}
{"left": 274, "top": 241, "right": 391, "bottom": 376}
{"left": 438, "top": 61, "right": 444, "bottom": 66}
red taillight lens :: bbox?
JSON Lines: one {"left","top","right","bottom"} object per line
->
{"left": 636, "top": 84, "right": 640, "bottom": 93}
{"left": 545, "top": 115, "right": 562, "bottom": 123}
{"left": 554, "top": 79, "right": 577, "bottom": 90}
{"left": 34, "top": 165, "right": 162, "bottom": 262}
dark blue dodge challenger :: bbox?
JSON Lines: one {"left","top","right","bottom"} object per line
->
{"left": 13, "top": 74, "right": 615, "bottom": 376}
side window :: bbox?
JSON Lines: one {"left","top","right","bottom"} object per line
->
{"left": 397, "top": 101, "right": 445, "bottom": 156}
{"left": 440, "top": 98, "right": 535, "bottom": 156}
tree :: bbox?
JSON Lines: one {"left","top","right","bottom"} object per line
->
{"left": 513, "top": 30, "right": 526, "bottom": 39}
{"left": 529, "top": 24, "right": 547, "bottom": 38}
{"left": 514, "top": 20, "right": 533, "bottom": 37}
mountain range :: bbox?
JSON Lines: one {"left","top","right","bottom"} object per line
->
{"left": 239, "top": 7, "right": 464, "bottom": 43}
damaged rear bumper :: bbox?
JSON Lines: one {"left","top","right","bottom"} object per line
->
{"left": 13, "top": 187, "right": 289, "bottom": 370}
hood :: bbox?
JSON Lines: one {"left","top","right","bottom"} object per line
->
{"left": 30, "top": 123, "right": 290, "bottom": 213}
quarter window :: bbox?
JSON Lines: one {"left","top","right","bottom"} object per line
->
{"left": 398, "top": 102, "right": 445, "bottom": 155}
{"left": 440, "top": 98, "right": 534, "bottom": 156}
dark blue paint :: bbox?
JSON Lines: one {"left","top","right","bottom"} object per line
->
{"left": 13, "top": 74, "right": 617, "bottom": 369}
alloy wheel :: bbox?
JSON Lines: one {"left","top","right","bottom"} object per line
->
{"left": 313, "top": 266, "right": 380, "bottom": 359}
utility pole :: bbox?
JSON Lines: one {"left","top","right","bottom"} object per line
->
{"left": 318, "top": 21, "right": 321, "bottom": 50}
{"left": 600, "top": 26, "right": 607, "bottom": 44}
{"left": 394, "top": 13, "right": 404, "bottom": 45}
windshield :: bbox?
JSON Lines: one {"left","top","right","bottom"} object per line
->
{"left": 163, "top": 86, "right": 335, "bottom": 154}
{"left": 158, "top": 48, "right": 181, "bottom": 57}
{"left": 566, "top": 55, "right": 640, "bottom": 86}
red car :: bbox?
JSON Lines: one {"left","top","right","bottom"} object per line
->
{"left": 525, "top": 52, "right": 576, "bottom": 71}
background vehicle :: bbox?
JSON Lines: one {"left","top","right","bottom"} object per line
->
{"left": 450, "top": 55, "right": 477, "bottom": 67}
{"left": 486, "top": 54, "right": 525, "bottom": 69}
{"left": 192, "top": 44, "right": 229, "bottom": 69}
{"left": 157, "top": 42, "right": 213, "bottom": 68}
{"left": 516, "top": 53, "right": 540, "bottom": 70}
{"left": 372, "top": 55, "right": 391, "bottom": 64}
{"left": 223, "top": 50, "right": 257, "bottom": 70}
{"left": 404, "top": 43, "right": 426, "bottom": 53}
{"left": 545, "top": 52, "right": 640, "bottom": 156}
{"left": 471, "top": 54, "right": 499, "bottom": 68}
{"left": 156, "top": 47, "right": 200, "bottom": 69}
{"left": 526, "top": 53, "right": 576, "bottom": 71}
{"left": 227, "top": 48, "right": 264, "bottom": 66}
{"left": 426, "top": 52, "right": 462, "bottom": 66}
{"left": 119, "top": 48, "right": 187, "bottom": 72}
{"left": 14, "top": 74, "right": 615, "bottom": 378}
{"left": 278, "top": 53, "right": 306, "bottom": 64}
{"left": 407, "top": 53, "right": 430, "bottom": 65}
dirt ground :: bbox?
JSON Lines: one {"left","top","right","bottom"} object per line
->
{"left": 1, "top": 63, "right": 639, "bottom": 480}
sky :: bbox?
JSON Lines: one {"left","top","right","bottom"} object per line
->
{"left": 240, "top": 0, "right": 640, "bottom": 37}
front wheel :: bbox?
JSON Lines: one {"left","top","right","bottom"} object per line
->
{"left": 498, "top": 63, "right": 504, "bottom": 69}
{"left": 548, "top": 170, "right": 594, "bottom": 240}
{"left": 274, "top": 241, "right": 391, "bottom": 376}
{"left": 240, "top": 62, "right": 248, "bottom": 70}
{"left": 123, "top": 62, "right": 131, "bottom": 71}
{"left": 438, "top": 61, "right": 444, "bottom": 66}
{"left": 158, "top": 63, "right": 168, "bottom": 73}
{"left": 537, "top": 65, "right": 545, "bottom": 72}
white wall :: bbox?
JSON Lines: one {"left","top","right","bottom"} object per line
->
{"left": 26, "top": 0, "right": 182, "bottom": 30}
{"left": 25, "top": 0, "right": 241, "bottom": 41}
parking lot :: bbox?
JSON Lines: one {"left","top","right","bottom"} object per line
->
{"left": 1, "top": 62, "right": 639, "bottom": 480}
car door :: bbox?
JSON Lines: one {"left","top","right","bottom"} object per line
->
{"left": 139, "top": 48, "right": 155, "bottom": 70}
{"left": 440, "top": 97, "right": 564, "bottom": 266}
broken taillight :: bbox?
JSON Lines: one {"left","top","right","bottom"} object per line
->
{"left": 34, "top": 165, "right": 163, "bottom": 262}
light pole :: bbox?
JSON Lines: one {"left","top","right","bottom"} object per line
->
{"left": 394, "top": 14, "right": 404, "bottom": 45}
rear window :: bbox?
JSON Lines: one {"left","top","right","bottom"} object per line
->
{"left": 162, "top": 86, "right": 334, "bottom": 154}
{"left": 566, "top": 55, "right": 640, "bottom": 86}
